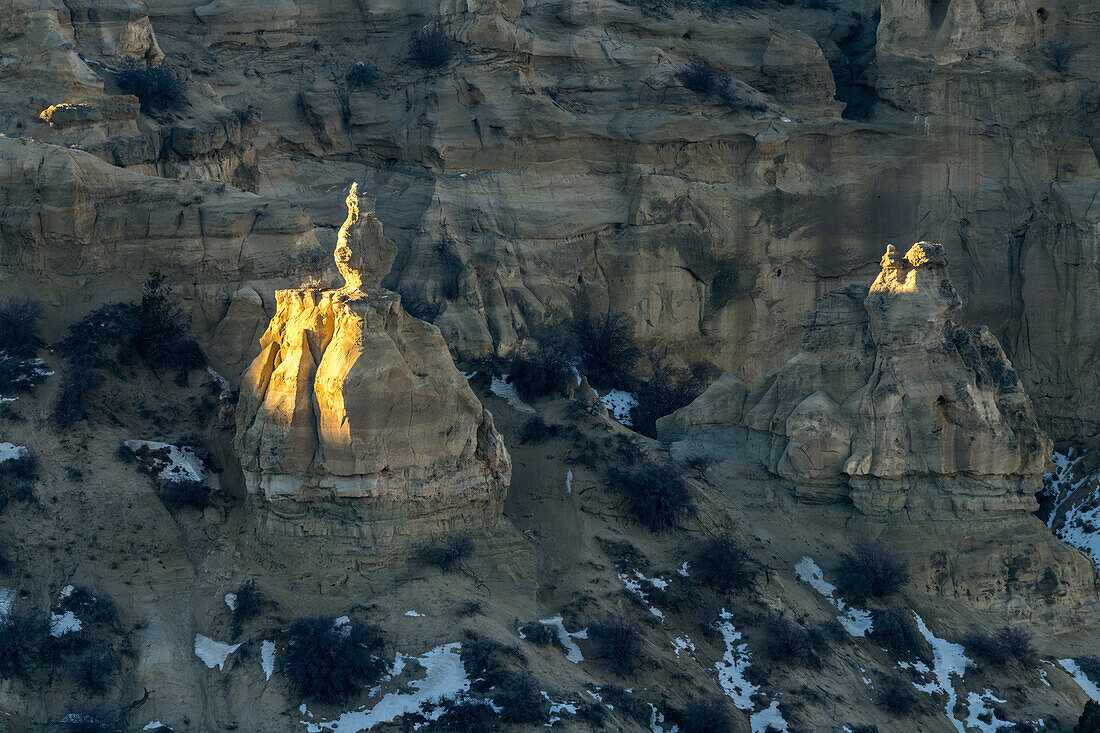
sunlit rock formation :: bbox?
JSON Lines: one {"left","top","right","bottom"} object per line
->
{"left": 661, "top": 243, "right": 1097, "bottom": 619}
{"left": 234, "top": 185, "right": 510, "bottom": 547}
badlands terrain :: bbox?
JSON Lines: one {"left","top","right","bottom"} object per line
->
{"left": 0, "top": 0, "right": 1099, "bottom": 731}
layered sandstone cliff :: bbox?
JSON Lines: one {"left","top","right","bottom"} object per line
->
{"left": 234, "top": 185, "right": 510, "bottom": 546}
{"left": 661, "top": 243, "right": 1097, "bottom": 618}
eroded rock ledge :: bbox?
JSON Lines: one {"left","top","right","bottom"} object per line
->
{"left": 234, "top": 185, "right": 510, "bottom": 547}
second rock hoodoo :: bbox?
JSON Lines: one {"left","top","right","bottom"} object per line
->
{"left": 234, "top": 184, "right": 510, "bottom": 552}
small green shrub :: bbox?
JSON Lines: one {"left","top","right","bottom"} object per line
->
{"left": 589, "top": 614, "right": 643, "bottom": 677}
{"left": 423, "top": 697, "right": 496, "bottom": 732}
{"left": 419, "top": 534, "right": 474, "bottom": 572}
{"left": 115, "top": 57, "right": 184, "bottom": 115}
{"left": 456, "top": 600, "right": 482, "bottom": 617}
{"left": 520, "top": 622, "right": 559, "bottom": 647}
{"left": 834, "top": 540, "right": 909, "bottom": 603}
{"left": 460, "top": 632, "right": 523, "bottom": 694}
{"left": 680, "top": 60, "right": 728, "bottom": 95}
{"left": 281, "top": 616, "right": 386, "bottom": 705}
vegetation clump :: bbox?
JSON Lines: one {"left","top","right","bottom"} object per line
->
{"left": 346, "top": 61, "right": 380, "bottom": 90}
{"left": 281, "top": 616, "right": 386, "bottom": 705}
{"left": 670, "top": 695, "right": 736, "bottom": 733}
{"left": 409, "top": 26, "right": 453, "bottom": 69}
{"left": 691, "top": 534, "right": 754, "bottom": 593}
{"left": 589, "top": 614, "right": 643, "bottom": 677}
{"left": 964, "top": 625, "right": 1037, "bottom": 668}
{"left": 509, "top": 330, "right": 579, "bottom": 400}
{"left": 419, "top": 534, "right": 474, "bottom": 572}
{"left": 160, "top": 478, "right": 212, "bottom": 512}
{"left": 572, "top": 308, "right": 639, "bottom": 390}
{"left": 758, "top": 614, "right": 828, "bottom": 670}
{"left": 0, "top": 610, "right": 45, "bottom": 681}
{"left": 876, "top": 673, "right": 919, "bottom": 716}
{"left": 229, "top": 579, "right": 267, "bottom": 639}
{"left": 115, "top": 57, "right": 184, "bottom": 115}
{"left": 834, "top": 540, "right": 909, "bottom": 603}
{"left": 868, "top": 609, "right": 929, "bottom": 665}
{"left": 52, "top": 367, "right": 103, "bottom": 429}
{"left": 0, "top": 450, "right": 37, "bottom": 512}
{"left": 631, "top": 358, "right": 709, "bottom": 437}
{"left": 607, "top": 460, "right": 696, "bottom": 532}
{"left": 496, "top": 672, "right": 550, "bottom": 724}
{"left": 520, "top": 621, "right": 559, "bottom": 647}
{"left": 1041, "top": 40, "right": 1073, "bottom": 73}
{"left": 0, "top": 297, "right": 44, "bottom": 359}
{"left": 519, "top": 415, "right": 556, "bottom": 445}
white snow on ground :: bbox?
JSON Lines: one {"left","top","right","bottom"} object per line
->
{"left": 224, "top": 593, "right": 237, "bottom": 611}
{"left": 123, "top": 440, "right": 210, "bottom": 484}
{"left": 1059, "top": 659, "right": 1100, "bottom": 702}
{"left": 793, "top": 557, "right": 872, "bottom": 636}
{"left": 143, "top": 723, "right": 168, "bottom": 731}
{"left": 0, "top": 442, "right": 29, "bottom": 462}
{"left": 490, "top": 376, "right": 536, "bottom": 414}
{"left": 519, "top": 616, "right": 587, "bottom": 663}
{"left": 261, "top": 640, "right": 276, "bottom": 680}
{"left": 619, "top": 570, "right": 668, "bottom": 620}
{"left": 302, "top": 642, "right": 469, "bottom": 732}
{"left": 1044, "top": 450, "right": 1100, "bottom": 567}
{"left": 0, "top": 587, "right": 15, "bottom": 617}
{"left": 49, "top": 611, "right": 82, "bottom": 637}
{"left": 598, "top": 389, "right": 637, "bottom": 426}
{"left": 750, "top": 701, "right": 788, "bottom": 733}
{"left": 541, "top": 691, "right": 579, "bottom": 726}
{"left": 565, "top": 469, "right": 573, "bottom": 493}
{"left": 714, "top": 611, "right": 758, "bottom": 710}
{"left": 677, "top": 562, "right": 690, "bottom": 577}
{"left": 647, "top": 702, "right": 677, "bottom": 733}
{"left": 60, "top": 585, "right": 74, "bottom": 598}
{"left": 207, "top": 366, "right": 232, "bottom": 400}
{"left": 194, "top": 634, "right": 241, "bottom": 671}
{"left": 670, "top": 635, "right": 695, "bottom": 659}
{"left": 912, "top": 613, "right": 972, "bottom": 733}
{"left": 963, "top": 690, "right": 1013, "bottom": 731}
{"left": 0, "top": 357, "right": 52, "bottom": 401}
{"left": 404, "top": 610, "right": 424, "bottom": 617}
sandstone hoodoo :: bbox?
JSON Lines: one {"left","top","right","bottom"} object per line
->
{"left": 662, "top": 242, "right": 1098, "bottom": 618}
{"left": 235, "top": 184, "right": 510, "bottom": 547}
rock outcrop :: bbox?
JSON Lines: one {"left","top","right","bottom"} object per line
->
{"left": 234, "top": 185, "right": 509, "bottom": 548}
{"left": 661, "top": 243, "right": 1097, "bottom": 619}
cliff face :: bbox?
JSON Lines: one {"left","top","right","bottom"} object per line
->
{"left": 660, "top": 243, "right": 1096, "bottom": 620}
{"left": 234, "top": 186, "right": 510, "bottom": 548}
{"left": 0, "top": 0, "right": 1094, "bottom": 441}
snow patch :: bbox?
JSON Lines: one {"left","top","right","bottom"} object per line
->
{"left": 404, "top": 610, "right": 424, "bottom": 617}
{"left": 143, "top": 723, "right": 169, "bottom": 731}
{"left": 598, "top": 389, "right": 637, "bottom": 426}
{"left": 912, "top": 613, "right": 972, "bottom": 733}
{"left": 677, "top": 562, "right": 690, "bottom": 577}
{"left": 224, "top": 593, "right": 237, "bottom": 611}
{"left": 0, "top": 442, "right": 29, "bottom": 463}
{"left": 123, "top": 440, "right": 216, "bottom": 488}
{"left": 750, "top": 701, "right": 788, "bottom": 733}
{"left": 0, "top": 587, "right": 14, "bottom": 618}
{"left": 963, "top": 690, "right": 1013, "bottom": 732}
{"left": 647, "top": 702, "right": 677, "bottom": 733}
{"left": 1045, "top": 450, "right": 1100, "bottom": 567}
{"left": 207, "top": 367, "right": 232, "bottom": 400}
{"left": 565, "top": 469, "right": 573, "bottom": 493}
{"left": 714, "top": 611, "right": 757, "bottom": 710}
{"left": 541, "top": 691, "right": 579, "bottom": 726}
{"left": 261, "top": 640, "right": 276, "bottom": 680}
{"left": 302, "top": 642, "right": 470, "bottom": 732}
{"left": 794, "top": 557, "right": 872, "bottom": 636}
{"left": 490, "top": 376, "right": 536, "bottom": 414}
{"left": 670, "top": 635, "right": 695, "bottom": 659}
{"left": 619, "top": 570, "right": 668, "bottom": 620}
{"left": 520, "top": 616, "right": 587, "bottom": 663}
{"left": 49, "top": 610, "right": 82, "bottom": 637}
{"left": 194, "top": 634, "right": 241, "bottom": 671}
{"left": 1059, "top": 659, "right": 1100, "bottom": 702}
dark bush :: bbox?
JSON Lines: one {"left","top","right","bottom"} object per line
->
{"left": 877, "top": 673, "right": 918, "bottom": 716}
{"left": 456, "top": 600, "right": 482, "bottom": 617}
{"left": 0, "top": 539, "right": 10, "bottom": 574}
{"left": 56, "top": 270, "right": 206, "bottom": 381}
{"left": 607, "top": 460, "right": 696, "bottom": 532}
{"left": 834, "top": 540, "right": 909, "bottom": 603}
{"left": 0, "top": 297, "right": 44, "bottom": 359}
{"left": 53, "top": 367, "right": 103, "bottom": 428}
{"left": 758, "top": 614, "right": 827, "bottom": 670}
{"left": 0, "top": 354, "right": 52, "bottom": 395}
{"left": 496, "top": 672, "right": 549, "bottom": 724}
{"left": 115, "top": 57, "right": 184, "bottom": 115}
{"left": 600, "top": 685, "right": 651, "bottom": 727}
{"left": 671, "top": 695, "right": 736, "bottom": 733}
{"left": 75, "top": 642, "right": 121, "bottom": 695}
{"left": 0, "top": 452, "right": 37, "bottom": 512}
{"left": 1042, "top": 40, "right": 1073, "bottom": 73}
{"left": 160, "top": 479, "right": 211, "bottom": 512}
{"left": 589, "top": 614, "right": 643, "bottom": 677}
{"left": 679, "top": 60, "right": 728, "bottom": 95}
{"left": 509, "top": 330, "right": 579, "bottom": 401}
{"left": 420, "top": 534, "right": 474, "bottom": 572}
{"left": 58, "top": 714, "right": 114, "bottom": 733}
{"left": 520, "top": 622, "right": 558, "bottom": 647}
{"left": 460, "top": 632, "right": 523, "bottom": 694}
{"left": 282, "top": 616, "right": 386, "bottom": 705}
{"left": 519, "top": 416, "right": 556, "bottom": 445}
{"left": 395, "top": 283, "right": 442, "bottom": 323}
{"left": 230, "top": 579, "right": 266, "bottom": 639}
{"left": 409, "top": 26, "right": 453, "bottom": 69}
{"left": 572, "top": 308, "right": 639, "bottom": 390}
{"left": 691, "top": 535, "right": 754, "bottom": 593}
{"left": 964, "top": 626, "right": 1037, "bottom": 668}
{"left": 423, "top": 697, "right": 497, "bottom": 732}
{"left": 631, "top": 357, "right": 708, "bottom": 437}
{"left": 1077, "top": 701, "right": 1100, "bottom": 733}
{"left": 1077, "top": 657, "right": 1100, "bottom": 685}
{"left": 59, "top": 587, "right": 117, "bottom": 627}
{"left": 869, "top": 609, "right": 928, "bottom": 665}
{"left": 0, "top": 610, "right": 45, "bottom": 680}
{"left": 346, "top": 61, "right": 380, "bottom": 90}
